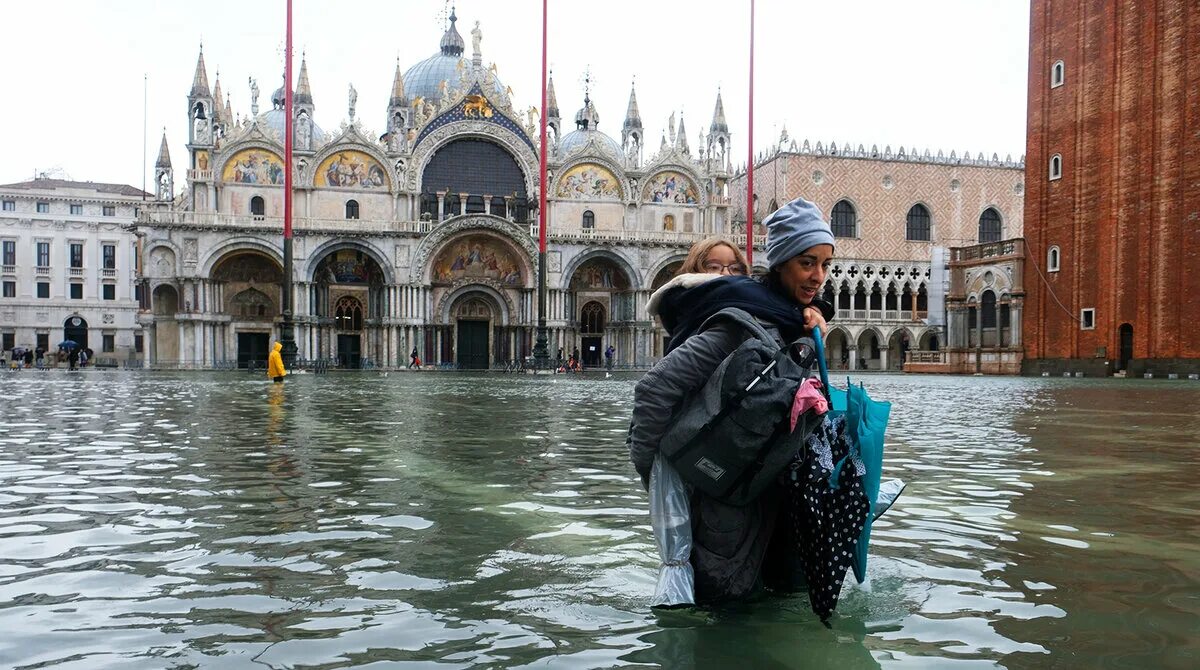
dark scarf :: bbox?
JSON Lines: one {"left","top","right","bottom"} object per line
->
{"left": 659, "top": 276, "right": 829, "bottom": 353}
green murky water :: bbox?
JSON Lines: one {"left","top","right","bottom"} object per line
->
{"left": 0, "top": 371, "right": 1196, "bottom": 669}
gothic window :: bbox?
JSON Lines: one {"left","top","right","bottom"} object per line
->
{"left": 581, "top": 301, "right": 605, "bottom": 334}
{"left": 853, "top": 282, "right": 867, "bottom": 310}
{"left": 250, "top": 196, "right": 265, "bottom": 218}
{"left": 1051, "top": 60, "right": 1065, "bottom": 88}
{"left": 981, "top": 290, "right": 997, "bottom": 328}
{"left": 822, "top": 282, "right": 834, "bottom": 304}
{"left": 335, "top": 296, "right": 364, "bottom": 331}
{"left": 978, "top": 207, "right": 1002, "bottom": 243}
{"left": 1047, "top": 245, "right": 1061, "bottom": 272}
{"left": 663, "top": 214, "right": 676, "bottom": 231}
{"left": 905, "top": 204, "right": 931, "bottom": 241}
{"left": 582, "top": 210, "right": 595, "bottom": 229}
{"left": 838, "top": 283, "right": 851, "bottom": 311}
{"left": 885, "top": 284, "right": 898, "bottom": 310}
{"left": 917, "top": 284, "right": 928, "bottom": 313}
{"left": 831, "top": 200, "right": 856, "bottom": 238}
{"left": 1050, "top": 154, "right": 1062, "bottom": 180}
{"left": 345, "top": 199, "right": 360, "bottom": 220}
{"left": 869, "top": 283, "right": 882, "bottom": 310}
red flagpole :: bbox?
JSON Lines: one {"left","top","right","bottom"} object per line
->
{"left": 279, "top": 0, "right": 297, "bottom": 365}
{"left": 745, "top": 0, "right": 755, "bottom": 266}
{"left": 531, "top": 0, "right": 551, "bottom": 367}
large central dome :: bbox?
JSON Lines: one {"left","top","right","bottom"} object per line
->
{"left": 403, "top": 10, "right": 504, "bottom": 106}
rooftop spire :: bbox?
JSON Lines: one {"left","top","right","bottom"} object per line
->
{"left": 677, "top": 111, "right": 689, "bottom": 154}
{"left": 440, "top": 6, "right": 465, "bottom": 56}
{"left": 389, "top": 58, "right": 407, "bottom": 106}
{"left": 211, "top": 69, "right": 224, "bottom": 120}
{"left": 546, "top": 71, "right": 559, "bottom": 119}
{"left": 623, "top": 78, "right": 642, "bottom": 131}
{"left": 190, "top": 43, "right": 210, "bottom": 98}
{"left": 295, "top": 53, "right": 313, "bottom": 105}
{"left": 155, "top": 129, "right": 172, "bottom": 168}
{"left": 710, "top": 88, "right": 728, "bottom": 134}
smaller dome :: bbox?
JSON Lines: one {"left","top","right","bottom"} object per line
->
{"left": 440, "top": 8, "right": 465, "bottom": 56}
{"left": 254, "top": 108, "right": 326, "bottom": 145}
{"left": 559, "top": 128, "right": 622, "bottom": 158}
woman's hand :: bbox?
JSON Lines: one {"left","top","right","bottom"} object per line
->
{"left": 803, "top": 306, "right": 827, "bottom": 335}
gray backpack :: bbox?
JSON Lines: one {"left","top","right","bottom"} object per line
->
{"left": 659, "top": 307, "right": 821, "bottom": 506}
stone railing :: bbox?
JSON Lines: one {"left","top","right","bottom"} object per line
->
{"left": 953, "top": 238, "right": 1024, "bottom": 262}
{"left": 906, "top": 350, "right": 947, "bottom": 364}
{"left": 541, "top": 225, "right": 767, "bottom": 247}
{"left": 139, "top": 211, "right": 434, "bottom": 235}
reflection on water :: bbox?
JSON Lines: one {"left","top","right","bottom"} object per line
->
{"left": 0, "top": 371, "right": 1197, "bottom": 668}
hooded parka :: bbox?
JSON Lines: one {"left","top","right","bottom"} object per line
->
{"left": 267, "top": 341, "right": 287, "bottom": 380}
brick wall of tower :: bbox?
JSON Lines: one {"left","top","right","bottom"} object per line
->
{"left": 1023, "top": 0, "right": 1200, "bottom": 373}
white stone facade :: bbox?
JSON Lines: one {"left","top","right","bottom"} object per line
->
{"left": 0, "top": 179, "right": 147, "bottom": 363}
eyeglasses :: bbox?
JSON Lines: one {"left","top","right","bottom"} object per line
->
{"left": 703, "top": 261, "right": 748, "bottom": 275}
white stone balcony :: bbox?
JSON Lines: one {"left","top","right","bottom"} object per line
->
{"left": 1, "top": 265, "right": 14, "bottom": 276}
{"left": 68, "top": 266, "right": 84, "bottom": 278}
{"left": 101, "top": 268, "right": 117, "bottom": 279}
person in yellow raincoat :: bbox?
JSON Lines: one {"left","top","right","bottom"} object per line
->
{"left": 267, "top": 341, "right": 287, "bottom": 382}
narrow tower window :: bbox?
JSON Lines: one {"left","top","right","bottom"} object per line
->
{"left": 1051, "top": 60, "right": 1065, "bottom": 88}
{"left": 1049, "top": 154, "right": 1063, "bottom": 180}
{"left": 1047, "top": 245, "right": 1061, "bottom": 272}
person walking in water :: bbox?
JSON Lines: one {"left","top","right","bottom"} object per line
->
{"left": 267, "top": 341, "right": 287, "bottom": 383}
{"left": 409, "top": 347, "right": 422, "bottom": 369}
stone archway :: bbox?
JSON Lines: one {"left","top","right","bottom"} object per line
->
{"left": 212, "top": 251, "right": 285, "bottom": 368}
{"left": 310, "top": 246, "right": 388, "bottom": 367}
{"left": 825, "top": 328, "right": 851, "bottom": 371}
{"left": 568, "top": 256, "right": 634, "bottom": 368}
{"left": 887, "top": 329, "right": 912, "bottom": 371}
{"left": 449, "top": 291, "right": 502, "bottom": 369}
{"left": 856, "top": 329, "right": 882, "bottom": 371}
{"left": 151, "top": 284, "right": 179, "bottom": 364}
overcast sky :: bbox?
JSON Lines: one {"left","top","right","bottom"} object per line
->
{"left": 0, "top": 0, "right": 1030, "bottom": 189}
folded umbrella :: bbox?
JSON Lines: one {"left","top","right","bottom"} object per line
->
{"left": 813, "top": 327, "right": 894, "bottom": 584}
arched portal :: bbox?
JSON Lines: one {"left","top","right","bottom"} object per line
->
{"left": 569, "top": 256, "right": 633, "bottom": 367}
{"left": 887, "top": 329, "right": 911, "bottom": 371}
{"left": 650, "top": 260, "right": 684, "bottom": 359}
{"left": 451, "top": 292, "right": 499, "bottom": 369}
{"left": 212, "top": 251, "right": 284, "bottom": 368}
{"left": 311, "top": 248, "right": 387, "bottom": 368}
{"left": 856, "top": 330, "right": 881, "bottom": 371}
{"left": 63, "top": 315, "right": 89, "bottom": 353}
{"left": 825, "top": 328, "right": 850, "bottom": 371}
{"left": 151, "top": 284, "right": 179, "bottom": 364}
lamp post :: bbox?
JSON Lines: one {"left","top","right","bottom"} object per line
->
{"left": 745, "top": 0, "right": 755, "bottom": 266}
{"left": 531, "top": 0, "right": 551, "bottom": 369}
{"left": 279, "top": 0, "right": 298, "bottom": 366}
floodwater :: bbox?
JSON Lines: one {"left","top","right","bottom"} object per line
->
{"left": 0, "top": 370, "right": 1196, "bottom": 669}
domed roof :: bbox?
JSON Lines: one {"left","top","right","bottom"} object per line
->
{"left": 559, "top": 128, "right": 622, "bottom": 158}
{"left": 403, "top": 10, "right": 504, "bottom": 106}
{"left": 254, "top": 108, "right": 326, "bottom": 145}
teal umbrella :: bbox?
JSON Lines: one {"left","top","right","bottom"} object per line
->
{"left": 813, "top": 327, "right": 892, "bottom": 584}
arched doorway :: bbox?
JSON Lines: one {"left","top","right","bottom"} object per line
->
{"left": 569, "top": 256, "right": 633, "bottom": 368}
{"left": 825, "top": 328, "right": 850, "bottom": 370}
{"left": 151, "top": 284, "right": 179, "bottom": 364}
{"left": 887, "top": 330, "right": 911, "bottom": 370}
{"left": 335, "top": 296, "right": 364, "bottom": 367}
{"left": 212, "top": 251, "right": 283, "bottom": 368}
{"left": 1118, "top": 323, "right": 1134, "bottom": 372}
{"left": 452, "top": 295, "right": 496, "bottom": 369}
{"left": 856, "top": 330, "right": 880, "bottom": 370}
{"left": 63, "top": 316, "right": 88, "bottom": 352}
{"left": 580, "top": 301, "right": 606, "bottom": 366}
{"left": 312, "top": 248, "right": 386, "bottom": 366}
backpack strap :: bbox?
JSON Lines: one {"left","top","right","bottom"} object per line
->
{"left": 696, "top": 307, "right": 781, "bottom": 348}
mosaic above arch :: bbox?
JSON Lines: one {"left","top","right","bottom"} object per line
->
{"left": 314, "top": 249, "right": 386, "bottom": 284}
{"left": 571, "top": 258, "right": 631, "bottom": 291}
{"left": 432, "top": 234, "right": 524, "bottom": 286}
{"left": 315, "top": 150, "right": 389, "bottom": 189}
{"left": 223, "top": 149, "right": 285, "bottom": 185}
{"left": 556, "top": 163, "right": 622, "bottom": 200}
{"left": 644, "top": 170, "right": 699, "bottom": 204}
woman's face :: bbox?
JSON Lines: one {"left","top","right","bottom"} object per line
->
{"left": 777, "top": 244, "right": 834, "bottom": 304}
{"left": 702, "top": 244, "right": 747, "bottom": 276}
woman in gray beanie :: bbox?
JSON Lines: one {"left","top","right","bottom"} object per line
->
{"left": 628, "top": 196, "right": 836, "bottom": 605}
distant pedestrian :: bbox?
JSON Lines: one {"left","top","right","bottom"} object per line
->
{"left": 409, "top": 347, "right": 422, "bottom": 369}
{"left": 267, "top": 341, "right": 287, "bottom": 383}
{"left": 67, "top": 348, "right": 79, "bottom": 371}
{"left": 604, "top": 345, "right": 615, "bottom": 370}
{"left": 35, "top": 347, "right": 45, "bottom": 368}
{"left": 23, "top": 349, "right": 33, "bottom": 368}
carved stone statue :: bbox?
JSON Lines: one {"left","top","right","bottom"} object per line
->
{"left": 248, "top": 77, "right": 260, "bottom": 116}
{"left": 526, "top": 106, "right": 538, "bottom": 133}
{"left": 348, "top": 83, "right": 358, "bottom": 120}
{"left": 193, "top": 117, "right": 210, "bottom": 144}
{"left": 471, "top": 21, "right": 482, "bottom": 58}
{"left": 296, "top": 111, "right": 311, "bottom": 150}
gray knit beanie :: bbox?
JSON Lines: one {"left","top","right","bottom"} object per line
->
{"left": 764, "top": 197, "right": 836, "bottom": 269}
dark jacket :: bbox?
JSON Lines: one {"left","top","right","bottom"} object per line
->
{"left": 631, "top": 273, "right": 834, "bottom": 603}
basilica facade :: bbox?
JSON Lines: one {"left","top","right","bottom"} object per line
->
{"left": 136, "top": 12, "right": 736, "bottom": 369}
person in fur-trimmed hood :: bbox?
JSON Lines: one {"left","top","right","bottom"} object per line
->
{"left": 630, "top": 198, "right": 837, "bottom": 604}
